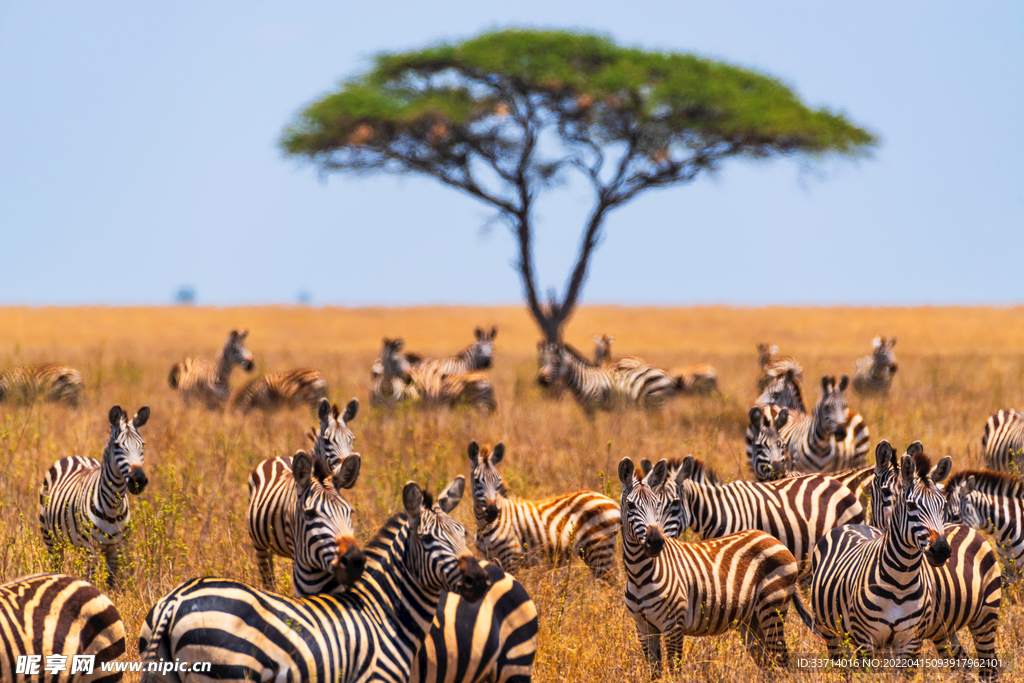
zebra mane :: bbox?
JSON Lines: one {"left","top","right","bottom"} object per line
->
{"left": 665, "top": 456, "right": 723, "bottom": 486}
{"left": 560, "top": 342, "right": 596, "bottom": 366}
{"left": 948, "top": 469, "right": 1024, "bottom": 499}
{"left": 910, "top": 451, "right": 933, "bottom": 479}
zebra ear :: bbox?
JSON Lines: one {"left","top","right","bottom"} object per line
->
{"left": 403, "top": 482, "right": 424, "bottom": 518}
{"left": 318, "top": 398, "right": 332, "bottom": 425}
{"left": 343, "top": 398, "right": 359, "bottom": 423}
{"left": 333, "top": 455, "right": 361, "bottom": 490}
{"left": 490, "top": 442, "right": 505, "bottom": 465}
{"left": 647, "top": 459, "right": 669, "bottom": 488}
{"left": 931, "top": 456, "right": 952, "bottom": 484}
{"left": 292, "top": 451, "right": 313, "bottom": 490}
{"left": 474, "top": 327, "right": 483, "bottom": 340}
{"left": 899, "top": 454, "right": 915, "bottom": 486}
{"left": 873, "top": 336, "right": 882, "bottom": 350}
{"left": 906, "top": 441, "right": 924, "bottom": 456}
{"left": 961, "top": 475, "right": 977, "bottom": 497}
{"left": 133, "top": 406, "right": 150, "bottom": 428}
{"left": 468, "top": 441, "right": 480, "bottom": 468}
{"left": 875, "top": 440, "right": 894, "bottom": 470}
{"left": 490, "top": 326, "right": 497, "bottom": 339}
{"left": 748, "top": 407, "right": 764, "bottom": 430}
{"left": 618, "top": 457, "right": 636, "bottom": 490}
{"left": 109, "top": 405, "right": 124, "bottom": 426}
{"left": 890, "top": 337, "right": 897, "bottom": 347}
{"left": 774, "top": 408, "right": 789, "bottom": 431}
{"left": 677, "top": 455, "right": 695, "bottom": 485}
{"left": 821, "top": 375, "right": 830, "bottom": 392}
{"left": 437, "top": 476, "right": 465, "bottom": 513}
{"left": 839, "top": 374, "right": 849, "bottom": 391}
{"left": 640, "top": 458, "right": 653, "bottom": 477}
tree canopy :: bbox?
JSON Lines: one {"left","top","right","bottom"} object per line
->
{"left": 281, "top": 29, "right": 877, "bottom": 340}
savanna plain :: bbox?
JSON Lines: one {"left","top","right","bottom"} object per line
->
{"left": 3, "top": 304, "right": 1024, "bottom": 683}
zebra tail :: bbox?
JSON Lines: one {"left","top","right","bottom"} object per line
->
{"left": 167, "top": 364, "right": 181, "bottom": 390}
{"left": 139, "top": 594, "right": 181, "bottom": 680}
{"left": 790, "top": 592, "right": 824, "bottom": 640}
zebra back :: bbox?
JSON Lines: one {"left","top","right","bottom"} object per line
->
{"left": 536, "top": 341, "right": 614, "bottom": 413}
{"left": 0, "top": 363, "right": 84, "bottom": 407}
{"left": 756, "top": 343, "right": 803, "bottom": 392}
{"left": 982, "top": 409, "right": 1024, "bottom": 472}
{"left": 232, "top": 368, "right": 328, "bottom": 413}
{"left": 946, "top": 468, "right": 1024, "bottom": 582}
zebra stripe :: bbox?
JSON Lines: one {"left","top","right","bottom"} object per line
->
{"left": 38, "top": 405, "right": 150, "bottom": 588}
{"left": 0, "top": 573, "right": 126, "bottom": 682}
{"left": 852, "top": 335, "right": 898, "bottom": 396}
{"left": 247, "top": 398, "right": 360, "bottom": 589}
{"left": 592, "top": 335, "right": 717, "bottom": 397}
{"left": 0, "top": 363, "right": 84, "bottom": 408}
{"left": 746, "top": 406, "right": 791, "bottom": 481}
{"left": 796, "top": 443, "right": 953, "bottom": 667}
{"left": 753, "top": 368, "right": 806, "bottom": 414}
{"left": 413, "top": 326, "right": 497, "bottom": 376}
{"left": 371, "top": 338, "right": 496, "bottom": 412}
{"left": 982, "top": 409, "right": 1024, "bottom": 472}
{"left": 231, "top": 368, "right": 328, "bottom": 413}
{"left": 537, "top": 341, "right": 615, "bottom": 414}
{"left": 139, "top": 479, "right": 490, "bottom": 683}
{"left": 946, "top": 468, "right": 1024, "bottom": 583}
{"left": 756, "top": 343, "right": 803, "bottom": 393}
{"left": 469, "top": 441, "right": 620, "bottom": 578}
{"left": 412, "top": 561, "right": 538, "bottom": 683}
{"left": 168, "top": 329, "right": 254, "bottom": 409}
{"left": 619, "top": 458, "right": 799, "bottom": 676}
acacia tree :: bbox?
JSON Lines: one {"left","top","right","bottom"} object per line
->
{"left": 281, "top": 29, "right": 876, "bottom": 341}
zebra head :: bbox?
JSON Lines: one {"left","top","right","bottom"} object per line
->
{"left": 311, "top": 398, "right": 359, "bottom": 474}
{"left": 943, "top": 474, "right": 983, "bottom": 530}
{"left": 817, "top": 375, "right": 851, "bottom": 440}
{"left": 618, "top": 457, "right": 681, "bottom": 557}
{"left": 872, "top": 336, "right": 898, "bottom": 376}
{"left": 225, "top": 329, "right": 255, "bottom": 372}
{"left": 756, "top": 369, "right": 804, "bottom": 413}
{"left": 292, "top": 450, "right": 364, "bottom": 590}
{"left": 593, "top": 334, "right": 614, "bottom": 365}
{"left": 889, "top": 442, "right": 953, "bottom": 567}
{"left": 536, "top": 341, "right": 567, "bottom": 388}
{"left": 468, "top": 440, "right": 507, "bottom": 526}
{"left": 403, "top": 478, "right": 489, "bottom": 602}
{"left": 869, "top": 439, "right": 902, "bottom": 526}
{"left": 471, "top": 326, "right": 498, "bottom": 369}
{"left": 749, "top": 406, "right": 791, "bottom": 481}
{"left": 106, "top": 405, "right": 150, "bottom": 495}
{"left": 379, "top": 338, "right": 413, "bottom": 382}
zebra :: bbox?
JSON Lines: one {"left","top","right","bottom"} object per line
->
{"left": 168, "top": 329, "right": 254, "bottom": 409}
{"left": 38, "top": 405, "right": 150, "bottom": 589}
{"left": 0, "top": 363, "right": 84, "bottom": 408}
{"left": 756, "top": 343, "right": 803, "bottom": 392}
{"left": 747, "top": 374, "right": 870, "bottom": 473}
{"left": 668, "top": 454, "right": 866, "bottom": 577}
{"left": 247, "top": 397, "right": 361, "bottom": 589}
{"left": 753, "top": 368, "right": 806, "bottom": 413}
{"left": 619, "top": 457, "right": 799, "bottom": 676}
{"left": 853, "top": 335, "right": 898, "bottom": 396}
{"left": 231, "top": 368, "right": 328, "bottom": 413}
{"left": 138, "top": 478, "right": 490, "bottom": 683}
{"left": 746, "top": 405, "right": 790, "bottom": 482}
{"left": 982, "top": 409, "right": 1024, "bottom": 472}
{"left": 413, "top": 326, "right": 498, "bottom": 375}
{"left": 469, "top": 440, "right": 620, "bottom": 578}
{"left": 0, "top": 573, "right": 126, "bottom": 682}
{"left": 945, "top": 468, "right": 1024, "bottom": 583}
{"left": 593, "top": 335, "right": 718, "bottom": 398}
{"left": 794, "top": 443, "right": 954, "bottom": 670}
{"left": 372, "top": 338, "right": 496, "bottom": 412}
{"left": 411, "top": 560, "right": 538, "bottom": 683}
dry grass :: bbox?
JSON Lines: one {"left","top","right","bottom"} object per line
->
{"left": 2, "top": 304, "right": 1024, "bottom": 682}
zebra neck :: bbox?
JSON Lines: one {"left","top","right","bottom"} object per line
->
{"left": 880, "top": 515, "right": 927, "bottom": 576}
{"left": 98, "top": 445, "right": 129, "bottom": 515}
{"left": 972, "top": 493, "right": 1000, "bottom": 535}
{"left": 686, "top": 484, "right": 731, "bottom": 537}
{"left": 457, "top": 347, "right": 476, "bottom": 370}
{"left": 564, "top": 357, "right": 594, "bottom": 395}
{"left": 214, "top": 350, "right": 235, "bottom": 388}
{"left": 810, "top": 407, "right": 835, "bottom": 448}
{"left": 312, "top": 440, "right": 340, "bottom": 471}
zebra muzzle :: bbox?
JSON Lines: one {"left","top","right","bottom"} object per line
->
{"left": 332, "top": 538, "right": 366, "bottom": 587}
{"left": 128, "top": 468, "right": 149, "bottom": 494}
{"left": 484, "top": 504, "right": 499, "bottom": 523}
{"left": 926, "top": 535, "right": 951, "bottom": 567}
{"left": 456, "top": 556, "right": 490, "bottom": 602}
{"left": 644, "top": 526, "right": 665, "bottom": 558}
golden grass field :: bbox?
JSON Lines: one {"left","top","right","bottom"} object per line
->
{"left": 3, "top": 304, "right": 1024, "bottom": 682}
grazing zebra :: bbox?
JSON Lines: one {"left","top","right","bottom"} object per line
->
{"left": 796, "top": 443, "right": 953, "bottom": 669}
{"left": 248, "top": 398, "right": 361, "bottom": 589}
{"left": 0, "top": 363, "right": 84, "bottom": 407}
{"left": 372, "top": 338, "right": 496, "bottom": 412}
{"left": 231, "top": 367, "right": 328, "bottom": 413}
{"left": 168, "top": 329, "right": 254, "bottom": 409}
{"left": 756, "top": 343, "right": 803, "bottom": 392}
{"left": 0, "top": 573, "right": 126, "bottom": 682}
{"left": 139, "top": 478, "right": 490, "bottom": 683}
{"left": 469, "top": 441, "right": 620, "bottom": 578}
{"left": 669, "top": 363, "right": 718, "bottom": 395}
{"left": 592, "top": 335, "right": 718, "bottom": 398}
{"left": 753, "top": 368, "right": 806, "bottom": 413}
{"left": 747, "top": 375, "right": 870, "bottom": 473}
{"left": 945, "top": 468, "right": 1024, "bottom": 583}
{"left": 412, "top": 560, "right": 538, "bottom": 683}
{"left": 853, "top": 335, "right": 898, "bottom": 396}
{"left": 39, "top": 405, "right": 150, "bottom": 588}
{"left": 619, "top": 457, "right": 799, "bottom": 675}
{"left": 668, "top": 454, "right": 865, "bottom": 577}
{"left": 982, "top": 409, "right": 1024, "bottom": 472}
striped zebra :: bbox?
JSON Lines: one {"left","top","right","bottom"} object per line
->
{"left": 795, "top": 443, "right": 954, "bottom": 669}
{"left": 469, "top": 440, "right": 620, "bottom": 578}
{"left": 414, "top": 326, "right": 497, "bottom": 374}
{"left": 593, "top": 335, "right": 717, "bottom": 398}
{"left": 982, "top": 409, "right": 1024, "bottom": 472}
{"left": 168, "top": 329, "right": 254, "bottom": 409}
{"left": 411, "top": 560, "right": 538, "bottom": 683}
{"left": 0, "top": 573, "right": 126, "bottom": 682}
{"left": 668, "top": 454, "right": 866, "bottom": 577}
{"left": 747, "top": 375, "right": 870, "bottom": 473}
{"left": 371, "top": 338, "right": 496, "bottom": 412}
{"left": 756, "top": 343, "right": 803, "bottom": 392}
{"left": 0, "top": 363, "right": 84, "bottom": 407}
{"left": 248, "top": 398, "right": 361, "bottom": 589}
{"left": 139, "top": 478, "right": 490, "bottom": 683}
{"left": 38, "top": 405, "right": 150, "bottom": 588}
{"left": 853, "top": 335, "right": 898, "bottom": 396}
{"left": 619, "top": 458, "right": 799, "bottom": 675}
{"left": 945, "top": 468, "right": 1024, "bottom": 583}
{"left": 231, "top": 368, "right": 328, "bottom": 413}
{"left": 746, "top": 406, "right": 790, "bottom": 482}
{"left": 753, "top": 368, "right": 806, "bottom": 413}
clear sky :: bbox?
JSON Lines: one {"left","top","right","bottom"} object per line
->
{"left": 1, "top": 2, "right": 1021, "bottom": 307}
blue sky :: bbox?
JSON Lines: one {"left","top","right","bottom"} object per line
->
{"left": 1, "top": 2, "right": 1021, "bottom": 306}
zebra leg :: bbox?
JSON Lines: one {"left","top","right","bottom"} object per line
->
{"left": 629, "top": 611, "right": 662, "bottom": 678}
{"left": 662, "top": 626, "right": 686, "bottom": 677}
{"left": 256, "top": 547, "right": 276, "bottom": 589}
{"left": 751, "top": 604, "right": 790, "bottom": 670}
{"left": 104, "top": 545, "right": 121, "bottom": 589}
{"left": 969, "top": 613, "right": 1002, "bottom": 681}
